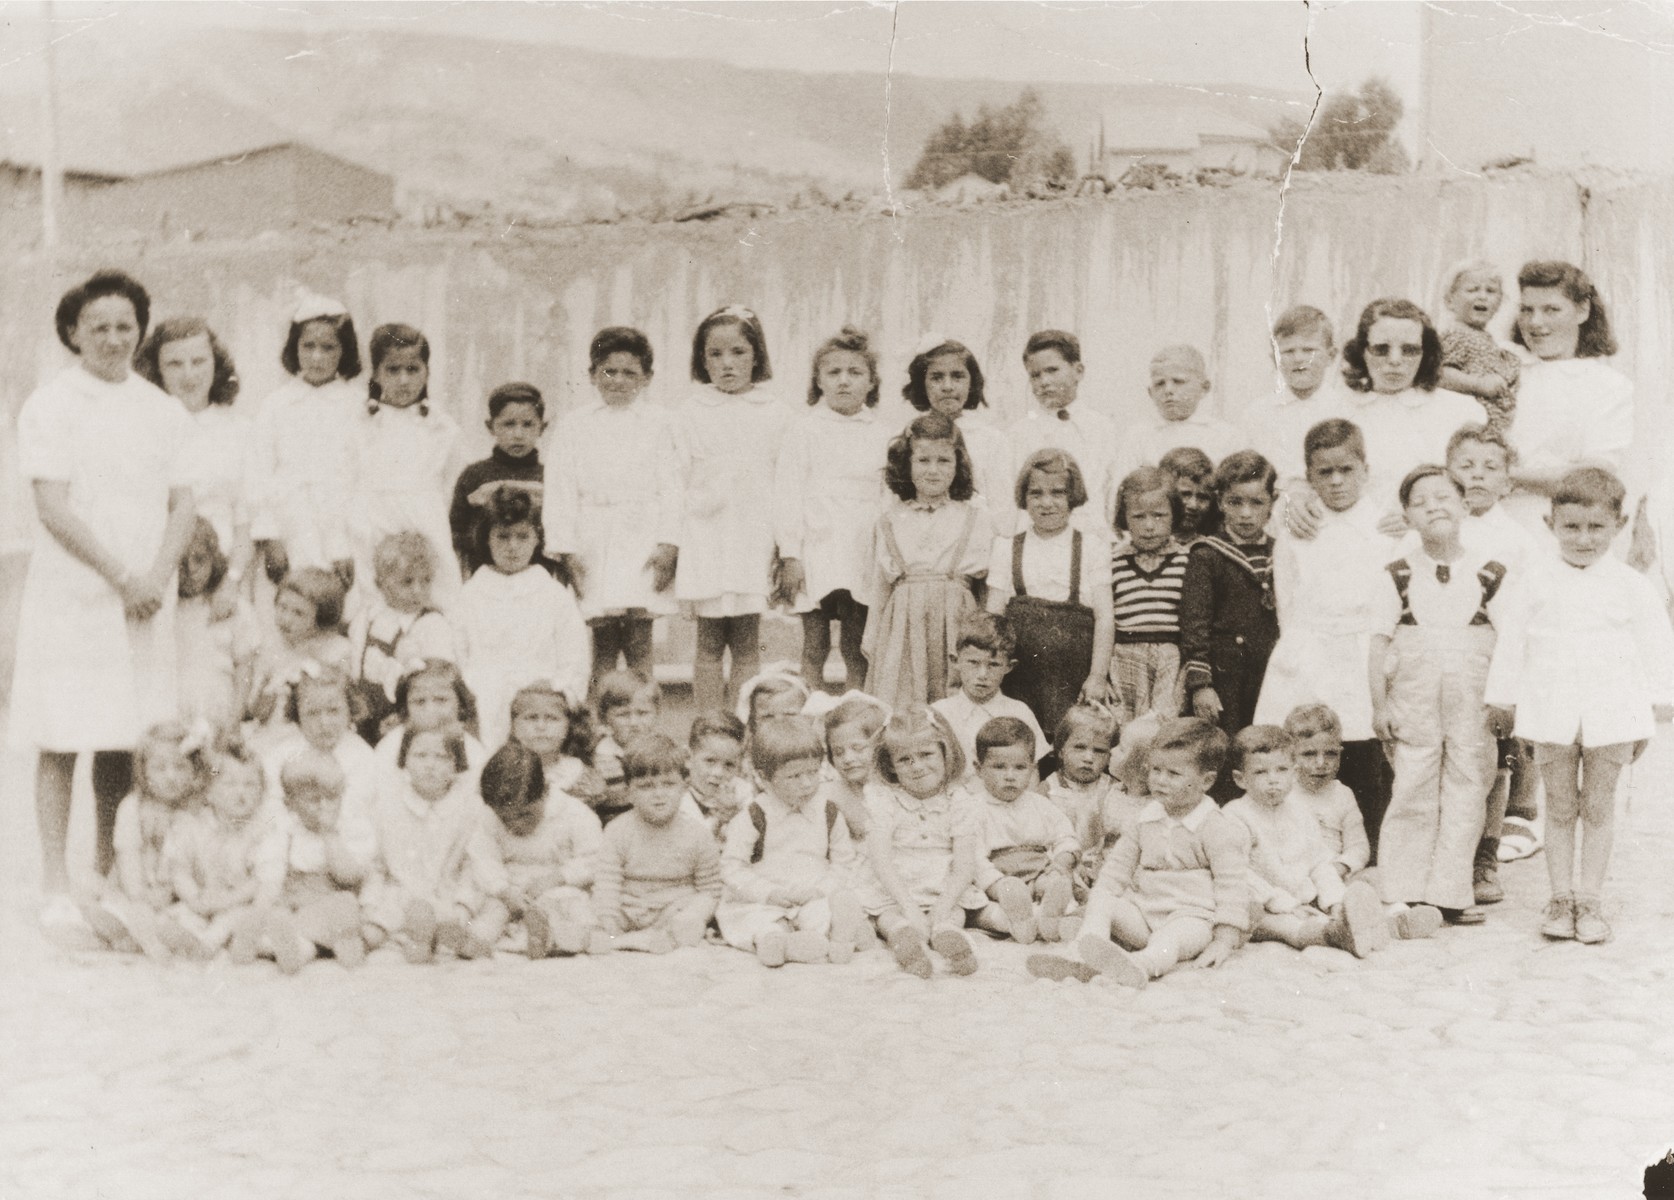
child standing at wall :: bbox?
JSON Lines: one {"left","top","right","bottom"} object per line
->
{"left": 350, "top": 323, "right": 464, "bottom": 610}
{"left": 1181, "top": 450, "right": 1280, "bottom": 800}
{"left": 455, "top": 488, "right": 589, "bottom": 749}
{"left": 969, "top": 717, "right": 1079, "bottom": 943}
{"left": 1109, "top": 467, "right": 1191, "bottom": 723}
{"left": 590, "top": 733, "right": 723, "bottom": 953}
{"left": 1115, "top": 345, "right": 1245, "bottom": 484}
{"left": 718, "top": 717, "right": 865, "bottom": 966}
{"left": 1256, "top": 420, "right": 1394, "bottom": 841}
{"left": 985, "top": 449, "right": 1115, "bottom": 736}
{"left": 546, "top": 331, "right": 680, "bottom": 691}
{"left": 1029, "top": 718, "right": 1251, "bottom": 988}
{"left": 1371, "top": 466, "right": 1510, "bottom": 926}
{"left": 775, "top": 327, "right": 891, "bottom": 693}
{"left": 451, "top": 382, "right": 549, "bottom": 580}
{"left": 1157, "top": 447, "right": 1217, "bottom": 542}
{"left": 858, "top": 706, "right": 988, "bottom": 977}
{"left": 931, "top": 610, "right": 1047, "bottom": 780}
{"left": 250, "top": 294, "right": 362, "bottom": 583}
{"left": 1486, "top": 467, "right": 1674, "bottom": 944}
{"left": 1436, "top": 261, "right": 1521, "bottom": 433}
{"left": 863, "top": 413, "right": 987, "bottom": 712}
{"left": 1006, "top": 330, "right": 1120, "bottom": 526}
{"left": 672, "top": 306, "right": 788, "bottom": 712}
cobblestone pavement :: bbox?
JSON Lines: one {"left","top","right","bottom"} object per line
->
{"left": 4, "top": 735, "right": 1672, "bottom": 1199}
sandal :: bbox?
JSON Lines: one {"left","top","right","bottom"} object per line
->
{"left": 1496, "top": 819, "right": 1543, "bottom": 862}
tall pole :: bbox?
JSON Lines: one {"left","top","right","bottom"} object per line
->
{"left": 39, "top": 0, "right": 63, "bottom": 250}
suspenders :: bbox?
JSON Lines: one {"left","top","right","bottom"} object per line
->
{"left": 748, "top": 800, "right": 841, "bottom": 864}
{"left": 1011, "top": 530, "right": 1082, "bottom": 603}
{"left": 1385, "top": 560, "right": 1506, "bottom": 627}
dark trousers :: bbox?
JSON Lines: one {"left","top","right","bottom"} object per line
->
{"left": 1339, "top": 739, "right": 1393, "bottom": 864}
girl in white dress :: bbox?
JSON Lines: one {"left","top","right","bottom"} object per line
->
{"left": 776, "top": 327, "right": 892, "bottom": 693}
{"left": 350, "top": 323, "right": 465, "bottom": 613}
{"left": 902, "top": 335, "right": 1014, "bottom": 540}
{"left": 136, "top": 317, "right": 254, "bottom": 610}
{"left": 15, "top": 271, "right": 196, "bottom": 929}
{"left": 456, "top": 488, "right": 590, "bottom": 750}
{"left": 546, "top": 327, "right": 679, "bottom": 692}
{"left": 249, "top": 294, "right": 362, "bottom": 585}
{"left": 671, "top": 306, "right": 790, "bottom": 712}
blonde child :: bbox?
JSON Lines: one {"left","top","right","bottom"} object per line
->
{"left": 164, "top": 735, "right": 286, "bottom": 959}
{"left": 820, "top": 695, "right": 888, "bottom": 839}
{"left": 249, "top": 293, "right": 362, "bottom": 583}
{"left": 451, "top": 382, "right": 550, "bottom": 581}
{"left": 247, "top": 567, "right": 352, "bottom": 739}
{"left": 986, "top": 448, "right": 1115, "bottom": 737}
{"left": 1109, "top": 467, "right": 1191, "bottom": 723}
{"left": 1371, "top": 466, "right": 1512, "bottom": 927}
{"left": 1256, "top": 420, "right": 1394, "bottom": 843}
{"left": 775, "top": 327, "right": 892, "bottom": 693}
{"left": 680, "top": 712, "right": 752, "bottom": 837}
{"left": 1029, "top": 718, "right": 1251, "bottom": 988}
{"left": 1437, "top": 260, "right": 1520, "bottom": 432}
{"left": 364, "top": 725, "right": 509, "bottom": 962}
{"left": 1281, "top": 705, "right": 1372, "bottom": 879}
{"left": 672, "top": 305, "right": 789, "bottom": 712}
{"left": 1043, "top": 706, "right": 1140, "bottom": 899}
{"left": 740, "top": 670, "right": 812, "bottom": 736}
{"left": 862, "top": 412, "right": 987, "bottom": 712}
{"left": 1486, "top": 467, "right": 1674, "bottom": 944}
{"left": 347, "top": 531, "right": 457, "bottom": 746}
{"left": 593, "top": 668, "right": 662, "bottom": 820}
{"left": 969, "top": 718, "right": 1078, "bottom": 944}
{"left": 1181, "top": 450, "right": 1279, "bottom": 799}
{"left": 1256, "top": 306, "right": 1349, "bottom": 490}
{"left": 265, "top": 750, "right": 374, "bottom": 973}
{"left": 932, "top": 610, "right": 1048, "bottom": 781}
{"left": 265, "top": 666, "right": 379, "bottom": 827}
{"left": 1115, "top": 345, "right": 1245, "bottom": 484}
{"left": 79, "top": 722, "right": 211, "bottom": 960}
{"left": 589, "top": 733, "right": 722, "bottom": 954}
{"left": 507, "top": 681, "right": 607, "bottom": 811}
{"left": 1157, "top": 447, "right": 1217, "bottom": 541}
{"left": 857, "top": 706, "right": 987, "bottom": 978}
{"left": 1224, "top": 726, "right": 1384, "bottom": 956}
{"left": 547, "top": 330, "right": 679, "bottom": 691}
{"left": 456, "top": 487, "right": 589, "bottom": 749}
{"left": 479, "top": 743, "right": 601, "bottom": 959}
{"left": 175, "top": 518, "right": 259, "bottom": 732}
{"left": 372, "top": 660, "right": 488, "bottom": 783}
{"left": 1007, "top": 330, "right": 1119, "bottom": 527}
{"left": 349, "top": 323, "right": 464, "bottom": 610}
{"left": 718, "top": 716, "right": 865, "bottom": 966}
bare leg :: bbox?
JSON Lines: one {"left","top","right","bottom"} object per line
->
{"left": 1538, "top": 745, "right": 1582, "bottom": 897}
{"left": 693, "top": 618, "right": 728, "bottom": 714}
{"left": 800, "top": 611, "right": 832, "bottom": 696}
{"left": 91, "top": 750, "right": 133, "bottom": 879}
{"left": 35, "top": 751, "right": 76, "bottom": 894}
{"left": 724, "top": 616, "right": 763, "bottom": 710}
{"left": 1575, "top": 747, "right": 1625, "bottom": 899}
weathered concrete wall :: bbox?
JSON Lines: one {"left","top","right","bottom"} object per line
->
{"left": 0, "top": 169, "right": 1662, "bottom": 556}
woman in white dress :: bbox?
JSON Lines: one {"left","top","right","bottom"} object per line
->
{"left": 1503, "top": 261, "right": 1634, "bottom": 540}
{"left": 135, "top": 317, "right": 252, "bottom": 611}
{"left": 15, "top": 271, "right": 196, "bottom": 930}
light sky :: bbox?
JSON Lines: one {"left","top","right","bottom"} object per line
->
{"left": 6, "top": 1, "right": 1673, "bottom": 170}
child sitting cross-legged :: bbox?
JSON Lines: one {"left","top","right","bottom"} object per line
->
{"left": 1224, "top": 726, "right": 1384, "bottom": 957}
{"left": 931, "top": 609, "right": 1047, "bottom": 782}
{"left": 589, "top": 733, "right": 722, "bottom": 953}
{"left": 968, "top": 717, "right": 1078, "bottom": 944}
{"left": 1028, "top": 717, "right": 1251, "bottom": 988}
{"left": 717, "top": 716, "right": 866, "bottom": 967}
{"left": 479, "top": 743, "right": 601, "bottom": 959}
{"left": 857, "top": 706, "right": 988, "bottom": 978}
{"left": 263, "top": 749, "right": 375, "bottom": 973}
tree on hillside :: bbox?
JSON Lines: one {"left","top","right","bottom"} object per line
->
{"left": 906, "top": 88, "right": 1076, "bottom": 192}
{"left": 1271, "top": 77, "right": 1409, "bottom": 174}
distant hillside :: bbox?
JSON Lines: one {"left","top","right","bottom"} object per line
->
{"left": 0, "top": 24, "right": 1309, "bottom": 219}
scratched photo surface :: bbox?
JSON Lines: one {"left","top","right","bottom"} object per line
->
{"left": 2, "top": 4, "right": 1672, "bottom": 1197}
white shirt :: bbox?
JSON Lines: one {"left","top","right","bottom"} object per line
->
{"left": 1247, "top": 378, "right": 1356, "bottom": 487}
{"left": 1348, "top": 387, "right": 1486, "bottom": 515}
{"left": 773, "top": 405, "right": 891, "bottom": 609}
{"left": 1371, "top": 545, "right": 1507, "bottom": 632}
{"left": 931, "top": 691, "right": 1048, "bottom": 778}
{"left": 1112, "top": 411, "right": 1247, "bottom": 488}
{"left": 249, "top": 376, "right": 362, "bottom": 566}
{"left": 984, "top": 526, "right": 1108, "bottom": 610}
{"left": 1005, "top": 404, "right": 1120, "bottom": 527}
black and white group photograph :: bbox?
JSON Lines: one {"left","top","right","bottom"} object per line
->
{"left": 4, "top": 1, "right": 1674, "bottom": 1196}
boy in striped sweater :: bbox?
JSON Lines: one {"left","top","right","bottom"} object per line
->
{"left": 1110, "top": 468, "right": 1191, "bottom": 723}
